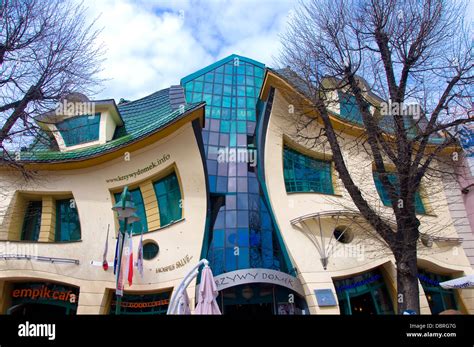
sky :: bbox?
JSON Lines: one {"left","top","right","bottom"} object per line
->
{"left": 84, "top": 0, "right": 297, "bottom": 101}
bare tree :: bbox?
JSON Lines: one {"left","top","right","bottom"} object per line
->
{"left": 0, "top": 0, "right": 104, "bottom": 175}
{"left": 279, "top": 0, "right": 473, "bottom": 313}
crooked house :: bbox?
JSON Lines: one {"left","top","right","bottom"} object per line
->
{"left": 0, "top": 55, "right": 472, "bottom": 315}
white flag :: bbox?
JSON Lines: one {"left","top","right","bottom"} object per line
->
{"left": 136, "top": 231, "right": 144, "bottom": 278}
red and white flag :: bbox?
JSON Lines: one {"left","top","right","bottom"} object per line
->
{"left": 123, "top": 231, "right": 133, "bottom": 286}
{"left": 102, "top": 225, "right": 110, "bottom": 271}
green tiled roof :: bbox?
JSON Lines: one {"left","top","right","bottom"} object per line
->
{"left": 17, "top": 87, "right": 203, "bottom": 163}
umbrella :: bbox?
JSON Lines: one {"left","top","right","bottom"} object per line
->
{"left": 176, "top": 289, "right": 191, "bottom": 315}
{"left": 194, "top": 264, "right": 221, "bottom": 315}
{"left": 439, "top": 274, "right": 474, "bottom": 289}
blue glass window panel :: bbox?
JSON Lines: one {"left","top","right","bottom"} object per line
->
{"left": 203, "top": 93, "right": 212, "bottom": 105}
{"left": 230, "top": 122, "right": 237, "bottom": 133}
{"left": 208, "top": 146, "right": 219, "bottom": 160}
{"left": 210, "top": 119, "right": 220, "bottom": 132}
{"left": 214, "top": 208, "right": 225, "bottom": 228}
{"left": 222, "top": 96, "right": 231, "bottom": 108}
{"left": 339, "top": 92, "right": 364, "bottom": 125}
{"left": 237, "top": 163, "right": 247, "bottom": 176}
{"left": 220, "top": 121, "right": 230, "bottom": 133}
{"left": 57, "top": 114, "right": 100, "bottom": 147}
{"left": 237, "top": 75, "right": 245, "bottom": 85}
{"left": 255, "top": 68, "right": 264, "bottom": 78}
{"left": 261, "top": 212, "right": 271, "bottom": 229}
{"left": 211, "top": 95, "right": 221, "bottom": 107}
{"left": 225, "top": 210, "right": 237, "bottom": 228}
{"left": 246, "top": 86, "right": 255, "bottom": 97}
{"left": 153, "top": 173, "right": 182, "bottom": 226}
{"left": 192, "top": 93, "right": 202, "bottom": 103}
{"left": 204, "top": 83, "right": 213, "bottom": 93}
{"left": 247, "top": 121, "right": 256, "bottom": 134}
{"left": 223, "top": 84, "right": 232, "bottom": 96}
{"left": 21, "top": 201, "right": 42, "bottom": 241}
{"left": 248, "top": 177, "right": 259, "bottom": 193}
{"left": 237, "top": 97, "right": 245, "bottom": 108}
{"left": 226, "top": 228, "right": 237, "bottom": 246}
{"left": 236, "top": 64, "right": 246, "bottom": 75}
{"left": 249, "top": 247, "right": 262, "bottom": 268}
{"left": 213, "top": 229, "right": 225, "bottom": 248}
{"left": 213, "top": 83, "right": 223, "bottom": 94}
{"left": 237, "top": 194, "right": 248, "bottom": 210}
{"left": 226, "top": 195, "right": 236, "bottom": 210}
{"left": 207, "top": 160, "right": 218, "bottom": 175}
{"left": 248, "top": 194, "right": 259, "bottom": 210}
{"left": 237, "top": 134, "right": 247, "bottom": 146}
{"left": 219, "top": 133, "right": 229, "bottom": 146}
{"left": 211, "top": 248, "right": 224, "bottom": 275}
{"left": 224, "top": 74, "right": 233, "bottom": 85}
{"left": 228, "top": 163, "right": 237, "bottom": 176}
{"left": 215, "top": 73, "right": 224, "bottom": 84}
{"left": 209, "top": 132, "right": 219, "bottom": 146}
{"left": 246, "top": 98, "right": 256, "bottom": 109}
{"left": 237, "top": 177, "right": 248, "bottom": 192}
{"left": 245, "top": 64, "right": 254, "bottom": 75}
{"left": 237, "top": 86, "right": 245, "bottom": 96}
{"left": 217, "top": 163, "right": 227, "bottom": 176}
{"left": 255, "top": 77, "right": 263, "bottom": 88}
{"left": 221, "top": 108, "right": 231, "bottom": 120}
{"left": 225, "top": 248, "right": 237, "bottom": 272}
{"left": 247, "top": 110, "right": 256, "bottom": 121}
{"left": 283, "top": 146, "right": 334, "bottom": 194}
{"left": 238, "top": 247, "right": 250, "bottom": 269}
{"left": 237, "top": 121, "right": 246, "bottom": 133}
{"left": 229, "top": 133, "right": 237, "bottom": 147}
{"left": 237, "top": 210, "right": 249, "bottom": 228}
{"left": 56, "top": 199, "right": 81, "bottom": 241}
{"left": 237, "top": 110, "right": 246, "bottom": 120}
{"left": 204, "top": 73, "right": 214, "bottom": 82}
{"left": 216, "top": 176, "right": 228, "bottom": 192}
{"left": 202, "top": 130, "right": 209, "bottom": 143}
{"left": 249, "top": 229, "right": 261, "bottom": 247}
{"left": 215, "top": 65, "right": 225, "bottom": 73}
{"left": 373, "top": 173, "right": 426, "bottom": 214}
{"left": 237, "top": 229, "right": 249, "bottom": 247}
{"left": 211, "top": 107, "right": 221, "bottom": 118}
{"left": 224, "top": 64, "right": 233, "bottom": 74}
{"left": 194, "top": 81, "right": 203, "bottom": 92}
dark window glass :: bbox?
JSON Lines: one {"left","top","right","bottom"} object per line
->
{"left": 21, "top": 201, "right": 42, "bottom": 241}
{"left": 114, "top": 188, "right": 148, "bottom": 234}
{"left": 56, "top": 199, "right": 81, "bottom": 241}
{"left": 418, "top": 270, "right": 458, "bottom": 314}
{"left": 143, "top": 242, "right": 159, "bottom": 260}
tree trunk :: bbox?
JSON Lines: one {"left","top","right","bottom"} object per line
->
{"left": 395, "top": 252, "right": 420, "bottom": 314}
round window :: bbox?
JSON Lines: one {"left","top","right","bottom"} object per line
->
{"left": 333, "top": 226, "right": 353, "bottom": 244}
{"left": 143, "top": 241, "right": 159, "bottom": 260}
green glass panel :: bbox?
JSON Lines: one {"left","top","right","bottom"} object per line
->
{"left": 194, "top": 81, "right": 203, "bottom": 92}
{"left": 153, "top": 173, "right": 182, "bottom": 227}
{"left": 56, "top": 199, "right": 81, "bottom": 241}
{"left": 21, "top": 201, "right": 42, "bottom": 241}
{"left": 223, "top": 85, "right": 232, "bottom": 96}
{"left": 237, "top": 121, "right": 246, "bottom": 133}
{"left": 283, "top": 146, "right": 334, "bottom": 194}
{"left": 373, "top": 173, "right": 426, "bottom": 214}
{"left": 56, "top": 113, "right": 100, "bottom": 147}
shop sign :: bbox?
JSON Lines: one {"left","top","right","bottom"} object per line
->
{"left": 314, "top": 289, "right": 337, "bottom": 307}
{"left": 12, "top": 283, "right": 79, "bottom": 304}
{"left": 213, "top": 268, "right": 304, "bottom": 296}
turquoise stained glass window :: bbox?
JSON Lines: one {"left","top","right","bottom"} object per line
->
{"left": 56, "top": 113, "right": 101, "bottom": 146}
{"left": 21, "top": 201, "right": 42, "bottom": 241}
{"left": 114, "top": 188, "right": 148, "bottom": 235}
{"left": 153, "top": 173, "right": 182, "bottom": 226}
{"left": 283, "top": 146, "right": 334, "bottom": 194}
{"left": 339, "top": 92, "right": 364, "bottom": 125}
{"left": 56, "top": 199, "right": 81, "bottom": 241}
{"left": 373, "top": 172, "right": 426, "bottom": 214}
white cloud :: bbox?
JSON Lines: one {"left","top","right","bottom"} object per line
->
{"left": 83, "top": 0, "right": 295, "bottom": 101}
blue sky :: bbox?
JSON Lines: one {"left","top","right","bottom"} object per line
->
{"left": 85, "top": 0, "right": 297, "bottom": 101}
{"left": 85, "top": 0, "right": 474, "bottom": 102}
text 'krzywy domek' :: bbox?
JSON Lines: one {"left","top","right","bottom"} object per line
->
{"left": 0, "top": 55, "right": 473, "bottom": 315}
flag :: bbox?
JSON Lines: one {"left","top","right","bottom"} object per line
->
{"left": 123, "top": 231, "right": 133, "bottom": 286}
{"left": 136, "top": 231, "right": 144, "bottom": 278}
{"left": 113, "top": 231, "right": 122, "bottom": 275}
{"left": 115, "top": 232, "right": 125, "bottom": 297}
{"left": 102, "top": 225, "right": 110, "bottom": 271}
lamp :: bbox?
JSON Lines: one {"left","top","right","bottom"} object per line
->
{"left": 112, "top": 187, "right": 137, "bottom": 219}
{"left": 112, "top": 186, "right": 140, "bottom": 315}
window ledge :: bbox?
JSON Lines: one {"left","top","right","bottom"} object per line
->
{"left": 135, "top": 218, "right": 186, "bottom": 236}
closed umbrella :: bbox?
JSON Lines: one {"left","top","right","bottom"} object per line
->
{"left": 439, "top": 275, "right": 474, "bottom": 289}
{"left": 176, "top": 289, "right": 191, "bottom": 315}
{"left": 194, "top": 264, "right": 221, "bottom": 315}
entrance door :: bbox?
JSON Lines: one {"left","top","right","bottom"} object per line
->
{"left": 350, "top": 292, "right": 377, "bottom": 315}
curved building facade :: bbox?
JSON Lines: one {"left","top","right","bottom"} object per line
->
{"left": 0, "top": 55, "right": 472, "bottom": 315}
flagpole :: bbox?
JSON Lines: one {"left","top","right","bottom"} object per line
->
{"left": 115, "top": 217, "right": 127, "bottom": 315}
